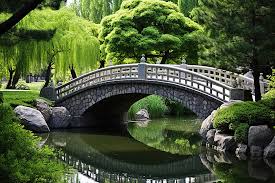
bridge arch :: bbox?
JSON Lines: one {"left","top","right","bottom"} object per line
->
{"left": 56, "top": 80, "right": 222, "bottom": 127}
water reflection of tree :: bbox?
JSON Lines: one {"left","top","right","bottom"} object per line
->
{"left": 128, "top": 118, "right": 202, "bottom": 155}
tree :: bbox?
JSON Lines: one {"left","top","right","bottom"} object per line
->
{"left": 0, "top": 0, "right": 64, "bottom": 36}
{"left": 191, "top": 0, "right": 275, "bottom": 101}
{"left": 0, "top": 8, "right": 100, "bottom": 88}
{"left": 73, "top": 0, "right": 122, "bottom": 23}
{"left": 99, "top": 0, "right": 202, "bottom": 64}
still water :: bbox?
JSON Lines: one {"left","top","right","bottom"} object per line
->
{"left": 43, "top": 117, "right": 275, "bottom": 183}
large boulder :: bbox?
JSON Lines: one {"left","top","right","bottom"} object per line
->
{"left": 200, "top": 110, "right": 216, "bottom": 140}
{"left": 35, "top": 99, "right": 52, "bottom": 122}
{"left": 48, "top": 107, "right": 71, "bottom": 128}
{"left": 248, "top": 125, "right": 273, "bottom": 148}
{"left": 214, "top": 131, "right": 236, "bottom": 152}
{"left": 14, "top": 106, "right": 50, "bottom": 132}
{"left": 264, "top": 137, "right": 275, "bottom": 158}
{"left": 135, "top": 109, "right": 150, "bottom": 121}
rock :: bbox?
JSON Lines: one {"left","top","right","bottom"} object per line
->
{"left": 248, "top": 159, "right": 273, "bottom": 181}
{"left": 248, "top": 125, "right": 273, "bottom": 148}
{"left": 135, "top": 109, "right": 150, "bottom": 121}
{"left": 48, "top": 107, "right": 71, "bottom": 128}
{"left": 214, "top": 131, "right": 236, "bottom": 152}
{"left": 206, "top": 129, "right": 216, "bottom": 145}
{"left": 235, "top": 144, "right": 248, "bottom": 160}
{"left": 264, "top": 136, "right": 275, "bottom": 158}
{"left": 14, "top": 106, "right": 50, "bottom": 132}
{"left": 35, "top": 99, "right": 52, "bottom": 122}
{"left": 250, "top": 145, "right": 263, "bottom": 158}
{"left": 200, "top": 110, "right": 216, "bottom": 140}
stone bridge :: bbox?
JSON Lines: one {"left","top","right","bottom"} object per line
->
{"left": 54, "top": 60, "right": 267, "bottom": 127}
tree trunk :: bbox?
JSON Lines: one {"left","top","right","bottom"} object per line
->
{"left": 6, "top": 68, "right": 14, "bottom": 89}
{"left": 252, "top": 68, "right": 261, "bottom": 101}
{"left": 70, "top": 66, "right": 77, "bottom": 79}
{"left": 160, "top": 51, "right": 169, "bottom": 64}
{"left": 11, "top": 68, "right": 21, "bottom": 89}
{"left": 0, "top": 0, "right": 43, "bottom": 35}
{"left": 251, "top": 9, "right": 261, "bottom": 101}
{"left": 43, "top": 62, "right": 52, "bottom": 88}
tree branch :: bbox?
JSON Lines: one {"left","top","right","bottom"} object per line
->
{"left": 0, "top": 0, "right": 44, "bottom": 36}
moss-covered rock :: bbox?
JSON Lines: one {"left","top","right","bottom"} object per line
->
{"left": 213, "top": 102, "right": 273, "bottom": 132}
{"left": 235, "top": 123, "right": 249, "bottom": 144}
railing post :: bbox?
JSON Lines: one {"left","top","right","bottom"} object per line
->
{"left": 138, "top": 54, "right": 147, "bottom": 80}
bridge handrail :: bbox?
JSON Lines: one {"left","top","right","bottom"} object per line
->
{"left": 56, "top": 63, "right": 232, "bottom": 102}
{"left": 183, "top": 64, "right": 268, "bottom": 93}
{"left": 55, "top": 63, "right": 139, "bottom": 90}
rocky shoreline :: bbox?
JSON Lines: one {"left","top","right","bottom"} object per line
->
{"left": 200, "top": 102, "right": 275, "bottom": 159}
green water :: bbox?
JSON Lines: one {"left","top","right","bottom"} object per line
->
{"left": 44, "top": 117, "right": 275, "bottom": 183}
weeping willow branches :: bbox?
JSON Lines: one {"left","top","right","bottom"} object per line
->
{"left": 0, "top": 7, "right": 100, "bottom": 85}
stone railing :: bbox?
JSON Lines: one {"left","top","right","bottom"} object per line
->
{"left": 56, "top": 63, "right": 232, "bottom": 102}
{"left": 178, "top": 64, "right": 268, "bottom": 94}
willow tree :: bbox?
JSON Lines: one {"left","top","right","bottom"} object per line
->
{"left": 99, "top": 0, "right": 202, "bottom": 64}
{"left": 20, "top": 8, "right": 100, "bottom": 85}
{"left": 0, "top": 7, "right": 100, "bottom": 88}
{"left": 73, "top": 0, "right": 123, "bottom": 23}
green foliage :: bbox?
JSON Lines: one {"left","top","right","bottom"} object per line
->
{"left": 178, "top": 0, "right": 198, "bottom": 16}
{"left": 128, "top": 95, "right": 168, "bottom": 119}
{"left": 15, "top": 81, "right": 30, "bottom": 90}
{"left": 0, "top": 7, "right": 100, "bottom": 82}
{"left": 99, "top": 0, "right": 202, "bottom": 64}
{"left": 0, "top": 103, "right": 65, "bottom": 182}
{"left": 127, "top": 117, "right": 201, "bottom": 155}
{"left": 73, "top": 0, "right": 123, "bottom": 23}
{"left": 260, "top": 89, "right": 275, "bottom": 110}
{"left": 191, "top": 0, "right": 275, "bottom": 72}
{"left": 268, "top": 70, "right": 275, "bottom": 89}
{"left": 234, "top": 123, "right": 249, "bottom": 144}
{"left": 213, "top": 102, "right": 273, "bottom": 132}
{"left": 2, "top": 90, "right": 40, "bottom": 108}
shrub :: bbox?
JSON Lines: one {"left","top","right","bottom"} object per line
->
{"left": 267, "top": 69, "right": 275, "bottom": 89}
{"left": 16, "top": 81, "right": 30, "bottom": 90}
{"left": 128, "top": 95, "right": 168, "bottom": 119}
{"left": 0, "top": 103, "right": 65, "bottom": 182}
{"left": 260, "top": 89, "right": 275, "bottom": 110}
{"left": 234, "top": 123, "right": 249, "bottom": 144}
{"left": 213, "top": 102, "right": 272, "bottom": 132}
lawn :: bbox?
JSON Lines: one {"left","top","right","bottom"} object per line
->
{"left": 0, "top": 80, "right": 52, "bottom": 108}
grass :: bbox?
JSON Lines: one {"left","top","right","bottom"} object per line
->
{"left": 0, "top": 80, "right": 44, "bottom": 90}
{"left": 0, "top": 80, "right": 52, "bottom": 108}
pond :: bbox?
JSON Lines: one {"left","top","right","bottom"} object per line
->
{"left": 43, "top": 117, "right": 275, "bottom": 183}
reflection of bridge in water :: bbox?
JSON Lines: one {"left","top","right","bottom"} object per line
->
{"left": 58, "top": 151, "right": 216, "bottom": 183}
{"left": 47, "top": 131, "right": 217, "bottom": 182}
